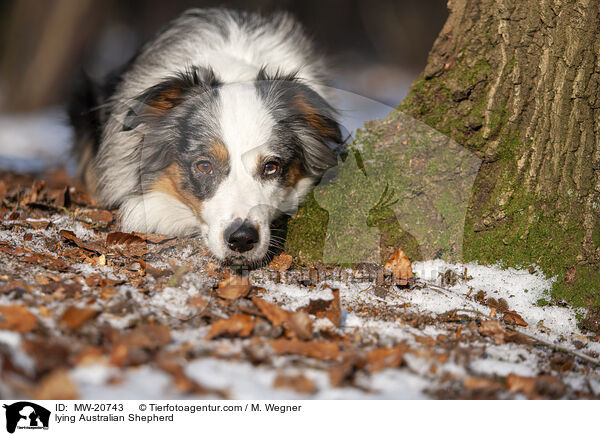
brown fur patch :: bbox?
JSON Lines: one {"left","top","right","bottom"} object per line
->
{"left": 145, "top": 86, "right": 185, "bottom": 116}
{"left": 151, "top": 164, "right": 205, "bottom": 219}
{"left": 293, "top": 95, "right": 338, "bottom": 139}
{"left": 206, "top": 141, "right": 229, "bottom": 167}
{"left": 285, "top": 159, "right": 308, "bottom": 188}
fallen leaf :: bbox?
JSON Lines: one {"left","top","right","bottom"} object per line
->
{"left": 59, "top": 229, "right": 103, "bottom": 254}
{"left": 75, "top": 347, "right": 107, "bottom": 366}
{"left": 463, "top": 377, "right": 503, "bottom": 391}
{"left": 27, "top": 218, "right": 50, "bottom": 230}
{"left": 60, "top": 306, "right": 99, "bottom": 330}
{"left": 252, "top": 297, "right": 313, "bottom": 340}
{"left": 580, "top": 308, "right": 600, "bottom": 333}
{"left": 139, "top": 260, "right": 173, "bottom": 278}
{"left": 415, "top": 336, "right": 436, "bottom": 347}
{"left": 506, "top": 374, "right": 536, "bottom": 396}
{"left": 273, "top": 374, "right": 316, "bottom": 394}
{"left": 217, "top": 276, "right": 250, "bottom": 300}
{"left": 132, "top": 232, "right": 177, "bottom": 244}
{"left": 22, "top": 338, "right": 70, "bottom": 373}
{"left": 252, "top": 297, "right": 289, "bottom": 327}
{"left": 504, "top": 331, "right": 533, "bottom": 344}
{"left": 268, "top": 253, "right": 293, "bottom": 271}
{"left": 0, "top": 305, "right": 37, "bottom": 332}
{"left": 478, "top": 320, "right": 506, "bottom": 344}
{"left": 106, "top": 231, "right": 146, "bottom": 245}
{"left": 384, "top": 247, "right": 413, "bottom": 286}
{"left": 38, "top": 306, "right": 51, "bottom": 318}
{"left": 110, "top": 324, "right": 172, "bottom": 366}
{"left": 84, "top": 274, "right": 124, "bottom": 287}
{"left": 502, "top": 310, "right": 528, "bottom": 327}
{"left": 33, "top": 369, "right": 78, "bottom": 400}
{"left": 328, "top": 357, "right": 357, "bottom": 387}
{"left": 366, "top": 344, "right": 407, "bottom": 372}
{"left": 80, "top": 209, "right": 113, "bottom": 226}
{"left": 285, "top": 312, "right": 314, "bottom": 341}
{"left": 301, "top": 288, "right": 342, "bottom": 327}
{"left": 563, "top": 267, "right": 576, "bottom": 284}
{"left": 269, "top": 338, "right": 340, "bottom": 360}
{"left": 206, "top": 314, "right": 254, "bottom": 340}
{"left": 189, "top": 296, "right": 210, "bottom": 313}
{"left": 118, "top": 324, "right": 172, "bottom": 349}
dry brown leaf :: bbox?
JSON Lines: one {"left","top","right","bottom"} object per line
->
{"left": 252, "top": 297, "right": 313, "bottom": 340}
{"left": 384, "top": 248, "right": 413, "bottom": 285}
{"left": 366, "top": 344, "right": 408, "bottom": 372}
{"left": 138, "top": 260, "right": 173, "bottom": 278}
{"left": 132, "top": 232, "right": 177, "bottom": 244}
{"left": 106, "top": 231, "right": 146, "bottom": 245}
{"left": 478, "top": 320, "right": 507, "bottom": 344}
{"left": 285, "top": 312, "right": 314, "bottom": 341}
{"left": 33, "top": 369, "right": 78, "bottom": 400}
{"left": 506, "top": 374, "right": 536, "bottom": 395}
{"left": 38, "top": 305, "right": 51, "bottom": 318}
{"left": 301, "top": 288, "right": 342, "bottom": 327}
{"left": 75, "top": 346, "right": 107, "bottom": 366}
{"left": 463, "top": 377, "right": 503, "bottom": 391}
{"left": 60, "top": 306, "right": 99, "bottom": 330}
{"left": 21, "top": 251, "right": 69, "bottom": 271}
{"left": 268, "top": 338, "right": 340, "bottom": 360}
{"left": 59, "top": 229, "right": 103, "bottom": 254}
{"left": 0, "top": 305, "right": 37, "bottom": 333}
{"left": 414, "top": 336, "right": 436, "bottom": 347}
{"left": 189, "top": 296, "right": 210, "bottom": 313}
{"left": 81, "top": 209, "right": 114, "bottom": 226}
{"left": 110, "top": 324, "right": 172, "bottom": 366}
{"left": 119, "top": 324, "right": 172, "bottom": 349}
{"left": 268, "top": 253, "right": 293, "bottom": 271}
{"left": 252, "top": 297, "right": 289, "bottom": 327}
{"left": 84, "top": 274, "right": 124, "bottom": 287}
{"left": 502, "top": 310, "right": 528, "bottom": 327}
{"left": 273, "top": 374, "right": 316, "bottom": 394}
{"left": 217, "top": 276, "right": 251, "bottom": 300}
{"left": 206, "top": 314, "right": 254, "bottom": 340}
{"left": 328, "top": 357, "right": 357, "bottom": 387}
{"left": 27, "top": 219, "right": 50, "bottom": 230}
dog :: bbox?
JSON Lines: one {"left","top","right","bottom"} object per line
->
{"left": 69, "top": 8, "right": 343, "bottom": 266}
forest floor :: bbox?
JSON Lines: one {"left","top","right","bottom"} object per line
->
{"left": 1, "top": 169, "right": 600, "bottom": 400}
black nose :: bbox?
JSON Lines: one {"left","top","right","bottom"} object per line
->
{"left": 224, "top": 220, "right": 259, "bottom": 253}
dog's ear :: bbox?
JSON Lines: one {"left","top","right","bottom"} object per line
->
{"left": 123, "top": 66, "right": 219, "bottom": 130}
{"left": 290, "top": 88, "right": 343, "bottom": 176}
{"left": 257, "top": 70, "right": 343, "bottom": 177}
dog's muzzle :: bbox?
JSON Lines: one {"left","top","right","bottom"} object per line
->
{"left": 223, "top": 219, "right": 259, "bottom": 253}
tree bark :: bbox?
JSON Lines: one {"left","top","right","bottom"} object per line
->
{"left": 398, "top": 0, "right": 600, "bottom": 306}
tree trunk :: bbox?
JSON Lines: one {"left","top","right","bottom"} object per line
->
{"left": 398, "top": 0, "right": 600, "bottom": 306}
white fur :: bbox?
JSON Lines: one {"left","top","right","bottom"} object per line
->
{"left": 200, "top": 83, "right": 314, "bottom": 262}
{"left": 120, "top": 191, "right": 204, "bottom": 236}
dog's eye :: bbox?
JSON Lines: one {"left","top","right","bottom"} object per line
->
{"left": 263, "top": 161, "right": 279, "bottom": 177}
{"left": 196, "top": 160, "right": 213, "bottom": 174}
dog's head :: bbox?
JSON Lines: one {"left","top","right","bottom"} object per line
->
{"left": 125, "top": 66, "right": 342, "bottom": 265}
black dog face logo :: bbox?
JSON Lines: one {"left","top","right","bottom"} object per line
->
{"left": 3, "top": 402, "right": 50, "bottom": 433}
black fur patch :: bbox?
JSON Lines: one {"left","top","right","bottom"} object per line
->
{"left": 123, "top": 66, "right": 221, "bottom": 131}
{"left": 254, "top": 70, "right": 343, "bottom": 178}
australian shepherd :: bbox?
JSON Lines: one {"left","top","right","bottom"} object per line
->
{"left": 69, "top": 8, "right": 343, "bottom": 266}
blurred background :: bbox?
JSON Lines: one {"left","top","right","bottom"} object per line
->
{"left": 0, "top": 0, "right": 447, "bottom": 172}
